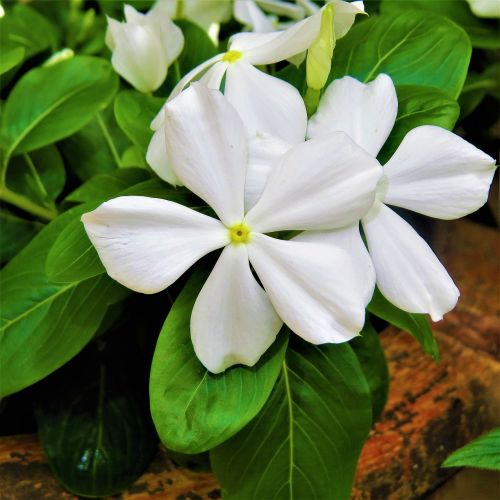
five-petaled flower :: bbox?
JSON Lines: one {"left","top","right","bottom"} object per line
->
{"left": 82, "top": 84, "right": 382, "bottom": 373}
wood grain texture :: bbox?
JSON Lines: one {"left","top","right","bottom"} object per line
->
{"left": 0, "top": 219, "right": 498, "bottom": 499}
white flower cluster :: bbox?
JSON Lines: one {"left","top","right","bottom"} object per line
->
{"left": 87, "top": 0, "right": 496, "bottom": 373}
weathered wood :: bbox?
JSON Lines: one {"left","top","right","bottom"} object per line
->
{"left": 0, "top": 219, "right": 498, "bottom": 499}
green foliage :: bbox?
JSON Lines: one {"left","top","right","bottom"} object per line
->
{"left": 0, "top": 45, "right": 25, "bottom": 76}
{"left": 0, "top": 210, "right": 43, "bottom": 265}
{"left": 351, "top": 320, "right": 389, "bottom": 422}
{"left": 60, "top": 106, "right": 131, "bottom": 181}
{"left": 35, "top": 333, "right": 158, "bottom": 497}
{"left": 0, "top": 205, "right": 128, "bottom": 398}
{"left": 378, "top": 85, "right": 460, "bottom": 163}
{"left": 211, "top": 338, "right": 372, "bottom": 499}
{"left": 368, "top": 288, "right": 439, "bottom": 360}
{"left": 459, "top": 63, "right": 500, "bottom": 118}
{"left": 442, "top": 429, "right": 500, "bottom": 470}
{"left": 380, "top": 0, "right": 500, "bottom": 49}
{"left": 1, "top": 56, "right": 118, "bottom": 162}
{"left": 150, "top": 270, "right": 289, "bottom": 454}
{"left": 331, "top": 11, "right": 471, "bottom": 99}
{"left": 0, "top": 4, "right": 59, "bottom": 59}
{"left": 114, "top": 91, "right": 165, "bottom": 153}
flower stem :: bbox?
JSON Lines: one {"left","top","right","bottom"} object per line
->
{"left": 96, "top": 112, "right": 121, "bottom": 168}
{"left": 0, "top": 184, "right": 58, "bottom": 221}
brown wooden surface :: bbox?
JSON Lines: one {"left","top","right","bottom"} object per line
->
{"left": 0, "top": 219, "right": 499, "bottom": 500}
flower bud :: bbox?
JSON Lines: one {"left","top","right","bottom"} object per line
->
{"left": 105, "top": 4, "right": 184, "bottom": 93}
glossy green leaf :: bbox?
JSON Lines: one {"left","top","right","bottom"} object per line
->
{"left": 60, "top": 106, "right": 131, "bottom": 181}
{"left": 380, "top": 0, "right": 500, "bottom": 49}
{"left": 6, "top": 145, "right": 66, "bottom": 208}
{"left": 114, "top": 91, "right": 164, "bottom": 153}
{"left": 350, "top": 320, "right": 389, "bottom": 422}
{"left": 65, "top": 168, "right": 150, "bottom": 204}
{"left": 35, "top": 335, "right": 157, "bottom": 497}
{"left": 442, "top": 429, "right": 500, "bottom": 470}
{"left": 0, "top": 4, "right": 59, "bottom": 59}
{"left": 367, "top": 288, "right": 439, "bottom": 360}
{"left": 47, "top": 180, "right": 190, "bottom": 284}
{"left": 1, "top": 56, "right": 118, "bottom": 161}
{"left": 150, "top": 270, "right": 289, "bottom": 454}
{"left": 211, "top": 339, "right": 372, "bottom": 499}
{"left": 330, "top": 11, "right": 471, "bottom": 98}
{"left": 0, "top": 45, "right": 25, "bottom": 76}
{"left": 0, "top": 205, "right": 128, "bottom": 398}
{"left": 0, "top": 210, "right": 43, "bottom": 265}
{"left": 378, "top": 85, "right": 460, "bottom": 163}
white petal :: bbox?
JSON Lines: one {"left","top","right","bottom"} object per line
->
{"left": 257, "top": 0, "right": 306, "bottom": 20}
{"left": 466, "top": 0, "right": 500, "bottom": 18}
{"left": 234, "top": 0, "right": 275, "bottom": 32}
{"left": 146, "top": 126, "right": 182, "bottom": 186}
{"left": 123, "top": 4, "right": 145, "bottom": 24}
{"left": 199, "top": 60, "right": 228, "bottom": 88}
{"left": 191, "top": 244, "right": 282, "bottom": 373}
{"left": 382, "top": 125, "right": 497, "bottom": 220}
{"left": 308, "top": 74, "right": 397, "bottom": 157}
{"left": 109, "top": 23, "right": 167, "bottom": 93}
{"left": 362, "top": 202, "right": 459, "bottom": 321}
{"left": 245, "top": 132, "right": 382, "bottom": 232}
{"left": 224, "top": 61, "right": 307, "bottom": 143}
{"left": 151, "top": 101, "right": 166, "bottom": 131}
{"left": 248, "top": 233, "right": 368, "bottom": 344}
{"left": 294, "top": 224, "right": 375, "bottom": 306}
{"left": 81, "top": 196, "right": 228, "bottom": 294}
{"left": 183, "top": 0, "right": 232, "bottom": 29}
{"left": 148, "top": 9, "right": 185, "bottom": 65}
{"left": 245, "top": 133, "right": 292, "bottom": 212}
{"left": 168, "top": 53, "right": 223, "bottom": 100}
{"left": 229, "top": 11, "right": 321, "bottom": 65}
{"left": 332, "top": 0, "right": 365, "bottom": 39}
{"left": 164, "top": 83, "right": 247, "bottom": 225}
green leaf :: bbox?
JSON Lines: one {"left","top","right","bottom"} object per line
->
{"left": 1, "top": 56, "right": 118, "bottom": 161}
{"left": 6, "top": 145, "right": 66, "bottom": 208}
{"left": 459, "top": 63, "right": 500, "bottom": 118}
{"left": 35, "top": 335, "right": 157, "bottom": 497}
{"left": 331, "top": 11, "right": 471, "bottom": 99}
{"left": 0, "top": 45, "right": 25, "bottom": 76}
{"left": 350, "top": 320, "right": 389, "bottom": 422}
{"left": 65, "top": 168, "right": 150, "bottom": 204}
{"left": 380, "top": 0, "right": 500, "bottom": 49}
{"left": 0, "top": 210, "right": 43, "bottom": 265}
{"left": 46, "top": 179, "right": 189, "bottom": 284}
{"left": 0, "top": 205, "right": 128, "bottom": 398}
{"left": 378, "top": 85, "right": 460, "bottom": 163}
{"left": 442, "top": 429, "right": 500, "bottom": 470}
{"left": 114, "top": 91, "right": 164, "bottom": 153}
{"left": 367, "top": 288, "right": 439, "bottom": 360}
{"left": 60, "top": 106, "right": 131, "bottom": 181}
{"left": 150, "top": 270, "right": 289, "bottom": 454}
{"left": 0, "top": 4, "right": 59, "bottom": 59}
{"left": 211, "top": 339, "right": 372, "bottom": 499}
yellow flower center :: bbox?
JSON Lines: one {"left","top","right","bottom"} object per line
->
{"left": 222, "top": 50, "right": 243, "bottom": 63}
{"left": 228, "top": 223, "right": 251, "bottom": 244}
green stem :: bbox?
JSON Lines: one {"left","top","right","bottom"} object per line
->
{"left": 0, "top": 184, "right": 57, "bottom": 221}
{"left": 173, "top": 59, "right": 182, "bottom": 83}
{"left": 96, "top": 112, "right": 121, "bottom": 168}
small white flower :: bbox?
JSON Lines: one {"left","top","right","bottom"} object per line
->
{"left": 105, "top": 3, "right": 184, "bottom": 93}
{"left": 146, "top": 0, "right": 364, "bottom": 184}
{"left": 82, "top": 84, "right": 381, "bottom": 373}
{"left": 465, "top": 0, "right": 500, "bottom": 18}
{"left": 246, "top": 73, "right": 496, "bottom": 321}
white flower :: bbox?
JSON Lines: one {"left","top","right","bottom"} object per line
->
{"left": 158, "top": 0, "right": 232, "bottom": 31}
{"left": 146, "top": 0, "right": 364, "bottom": 183}
{"left": 82, "top": 84, "right": 382, "bottom": 373}
{"left": 246, "top": 73, "right": 496, "bottom": 321}
{"left": 105, "top": 3, "right": 184, "bottom": 93}
{"left": 465, "top": 0, "right": 500, "bottom": 18}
